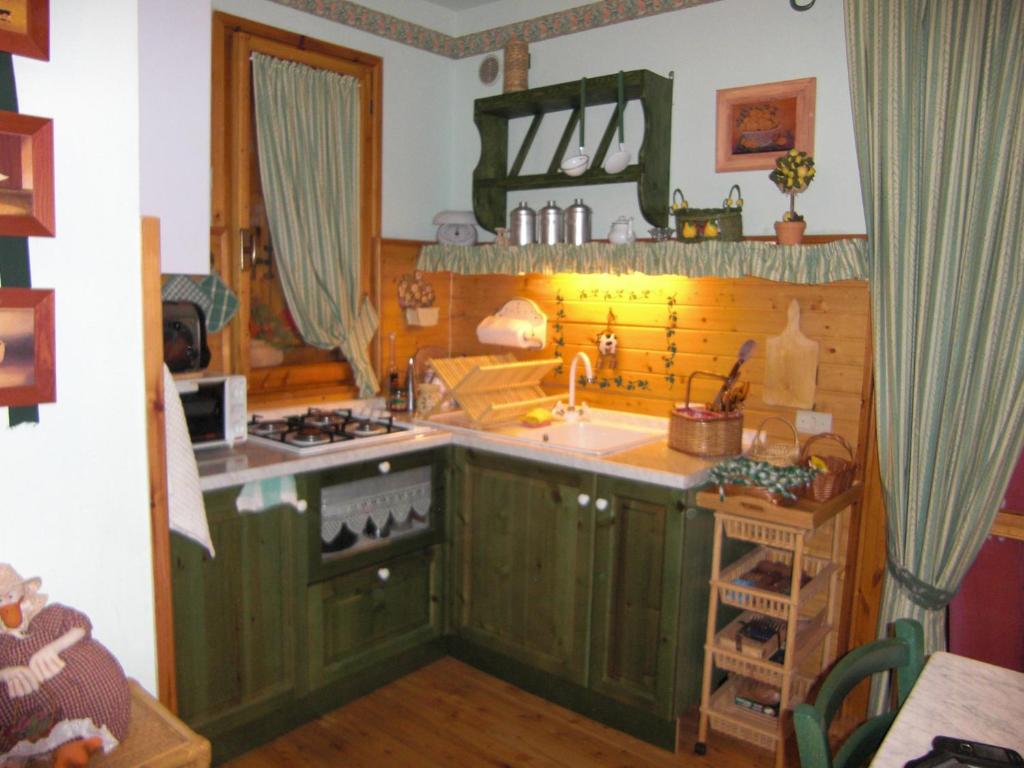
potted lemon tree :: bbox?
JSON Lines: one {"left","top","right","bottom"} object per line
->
{"left": 769, "top": 149, "right": 816, "bottom": 245}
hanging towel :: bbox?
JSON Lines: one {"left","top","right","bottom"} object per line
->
{"left": 198, "top": 273, "right": 240, "bottom": 332}
{"left": 162, "top": 273, "right": 239, "bottom": 332}
{"left": 236, "top": 476, "right": 308, "bottom": 514}
{"left": 164, "top": 365, "right": 215, "bottom": 557}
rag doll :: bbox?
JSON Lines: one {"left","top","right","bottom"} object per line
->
{"left": 0, "top": 565, "right": 130, "bottom": 768}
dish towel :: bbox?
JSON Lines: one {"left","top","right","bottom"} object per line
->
{"left": 162, "top": 273, "right": 239, "bottom": 332}
{"left": 236, "top": 476, "right": 308, "bottom": 515}
{"left": 164, "top": 364, "right": 215, "bottom": 557}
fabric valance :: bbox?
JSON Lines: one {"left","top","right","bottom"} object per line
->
{"left": 418, "top": 238, "right": 868, "bottom": 284}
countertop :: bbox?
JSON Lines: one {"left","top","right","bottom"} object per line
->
{"left": 196, "top": 412, "right": 721, "bottom": 493}
{"left": 869, "top": 651, "right": 1024, "bottom": 767}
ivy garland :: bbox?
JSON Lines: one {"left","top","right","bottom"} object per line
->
{"left": 554, "top": 286, "right": 683, "bottom": 394}
{"left": 553, "top": 290, "right": 567, "bottom": 374}
{"left": 663, "top": 293, "right": 679, "bottom": 388}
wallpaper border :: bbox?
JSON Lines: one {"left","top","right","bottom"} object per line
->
{"left": 268, "top": 0, "right": 723, "bottom": 59}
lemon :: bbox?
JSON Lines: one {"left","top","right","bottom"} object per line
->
{"left": 522, "top": 408, "right": 552, "bottom": 426}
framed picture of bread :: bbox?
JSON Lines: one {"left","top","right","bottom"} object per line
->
{"left": 0, "top": 110, "right": 54, "bottom": 237}
{"left": 715, "top": 77, "right": 816, "bottom": 172}
{"left": 0, "top": 0, "right": 48, "bottom": 60}
{"left": 0, "top": 287, "right": 55, "bottom": 407}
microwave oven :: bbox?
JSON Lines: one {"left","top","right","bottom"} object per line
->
{"left": 175, "top": 375, "right": 248, "bottom": 449}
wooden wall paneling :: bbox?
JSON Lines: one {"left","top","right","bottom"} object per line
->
{"left": 142, "top": 216, "right": 177, "bottom": 711}
{"left": 377, "top": 239, "right": 452, "bottom": 383}
{"left": 440, "top": 270, "right": 871, "bottom": 451}
{"left": 844, "top": 381, "right": 888, "bottom": 719}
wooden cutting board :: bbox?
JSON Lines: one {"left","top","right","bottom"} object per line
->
{"left": 763, "top": 299, "right": 819, "bottom": 409}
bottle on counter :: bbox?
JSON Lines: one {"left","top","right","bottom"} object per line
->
{"left": 387, "top": 332, "right": 406, "bottom": 411}
{"left": 406, "top": 356, "right": 416, "bottom": 415}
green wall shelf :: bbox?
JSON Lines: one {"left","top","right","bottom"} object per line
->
{"left": 472, "top": 69, "right": 673, "bottom": 233}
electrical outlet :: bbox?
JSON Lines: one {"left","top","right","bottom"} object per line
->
{"left": 796, "top": 410, "right": 832, "bottom": 434}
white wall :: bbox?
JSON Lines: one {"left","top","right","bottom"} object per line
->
{"left": 140, "top": 0, "right": 212, "bottom": 275}
{"left": 5, "top": 2, "right": 156, "bottom": 690}
{"left": 450, "top": 0, "right": 865, "bottom": 238}
{"left": 213, "top": 0, "right": 458, "bottom": 241}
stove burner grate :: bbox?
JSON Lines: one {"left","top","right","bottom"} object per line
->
{"left": 247, "top": 407, "right": 408, "bottom": 451}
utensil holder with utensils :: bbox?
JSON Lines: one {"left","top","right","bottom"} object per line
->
{"left": 668, "top": 371, "right": 744, "bottom": 457}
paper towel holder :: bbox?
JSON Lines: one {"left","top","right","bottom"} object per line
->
{"left": 479, "top": 298, "right": 547, "bottom": 350}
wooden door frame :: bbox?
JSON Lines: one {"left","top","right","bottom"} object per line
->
{"left": 212, "top": 12, "right": 383, "bottom": 404}
{"left": 142, "top": 216, "right": 177, "bottom": 709}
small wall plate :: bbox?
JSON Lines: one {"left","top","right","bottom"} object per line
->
{"left": 479, "top": 54, "right": 499, "bottom": 85}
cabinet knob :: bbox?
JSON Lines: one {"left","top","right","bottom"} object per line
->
{"left": 376, "top": 567, "right": 391, "bottom": 583}
{"left": 577, "top": 493, "right": 591, "bottom": 507}
{"left": 595, "top": 498, "right": 609, "bottom": 512}
{"left": 378, "top": 461, "right": 391, "bottom": 474}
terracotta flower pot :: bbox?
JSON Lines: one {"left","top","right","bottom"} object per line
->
{"left": 774, "top": 220, "right": 806, "bottom": 245}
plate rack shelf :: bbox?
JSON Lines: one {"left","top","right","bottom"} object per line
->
{"left": 693, "top": 483, "right": 862, "bottom": 768}
{"left": 472, "top": 69, "right": 673, "bottom": 233}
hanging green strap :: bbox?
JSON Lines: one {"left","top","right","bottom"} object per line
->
{"left": 0, "top": 51, "right": 40, "bottom": 426}
{"left": 885, "top": 552, "right": 955, "bottom": 611}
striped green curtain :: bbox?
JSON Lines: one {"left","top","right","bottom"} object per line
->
{"left": 251, "top": 53, "right": 379, "bottom": 397}
{"left": 845, "top": 0, "right": 1024, "bottom": 656}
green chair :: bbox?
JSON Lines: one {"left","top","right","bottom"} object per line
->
{"left": 793, "top": 618, "right": 925, "bottom": 768}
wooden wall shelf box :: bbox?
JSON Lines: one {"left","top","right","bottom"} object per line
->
{"left": 472, "top": 69, "right": 673, "bottom": 233}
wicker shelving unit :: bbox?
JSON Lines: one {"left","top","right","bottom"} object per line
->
{"left": 693, "top": 483, "right": 862, "bottom": 768}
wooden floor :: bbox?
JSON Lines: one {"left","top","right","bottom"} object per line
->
{"left": 224, "top": 658, "right": 796, "bottom": 768}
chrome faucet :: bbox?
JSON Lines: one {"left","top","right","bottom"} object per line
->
{"left": 568, "top": 351, "right": 595, "bottom": 413}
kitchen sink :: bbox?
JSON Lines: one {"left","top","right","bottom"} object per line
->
{"left": 425, "top": 408, "right": 667, "bottom": 456}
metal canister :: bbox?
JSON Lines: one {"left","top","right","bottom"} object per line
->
{"left": 564, "top": 198, "right": 592, "bottom": 245}
{"left": 509, "top": 201, "right": 535, "bottom": 246}
{"left": 538, "top": 201, "right": 563, "bottom": 244}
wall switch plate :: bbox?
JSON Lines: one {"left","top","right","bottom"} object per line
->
{"left": 796, "top": 410, "right": 832, "bottom": 434}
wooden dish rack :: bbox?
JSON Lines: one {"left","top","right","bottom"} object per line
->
{"left": 430, "top": 354, "right": 563, "bottom": 427}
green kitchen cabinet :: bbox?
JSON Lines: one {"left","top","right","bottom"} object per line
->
{"left": 452, "top": 447, "right": 594, "bottom": 684}
{"left": 171, "top": 486, "right": 306, "bottom": 748}
{"left": 304, "top": 546, "right": 443, "bottom": 687}
{"left": 589, "top": 476, "right": 713, "bottom": 719}
{"left": 449, "top": 447, "right": 714, "bottom": 750}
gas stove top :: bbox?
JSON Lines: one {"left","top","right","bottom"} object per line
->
{"left": 247, "top": 406, "right": 422, "bottom": 454}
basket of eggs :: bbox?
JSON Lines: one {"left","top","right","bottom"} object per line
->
{"left": 800, "top": 433, "right": 857, "bottom": 502}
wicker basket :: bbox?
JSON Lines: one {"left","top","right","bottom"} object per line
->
{"left": 801, "top": 432, "right": 857, "bottom": 502}
{"left": 671, "top": 185, "right": 743, "bottom": 242}
{"left": 668, "top": 371, "right": 743, "bottom": 457}
{"left": 503, "top": 41, "right": 529, "bottom": 93}
{"left": 749, "top": 416, "right": 800, "bottom": 467}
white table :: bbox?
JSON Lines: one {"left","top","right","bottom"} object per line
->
{"left": 870, "top": 651, "right": 1024, "bottom": 766}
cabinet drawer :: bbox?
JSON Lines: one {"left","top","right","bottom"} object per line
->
{"left": 305, "top": 547, "right": 441, "bottom": 686}
{"left": 303, "top": 448, "right": 447, "bottom": 582}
